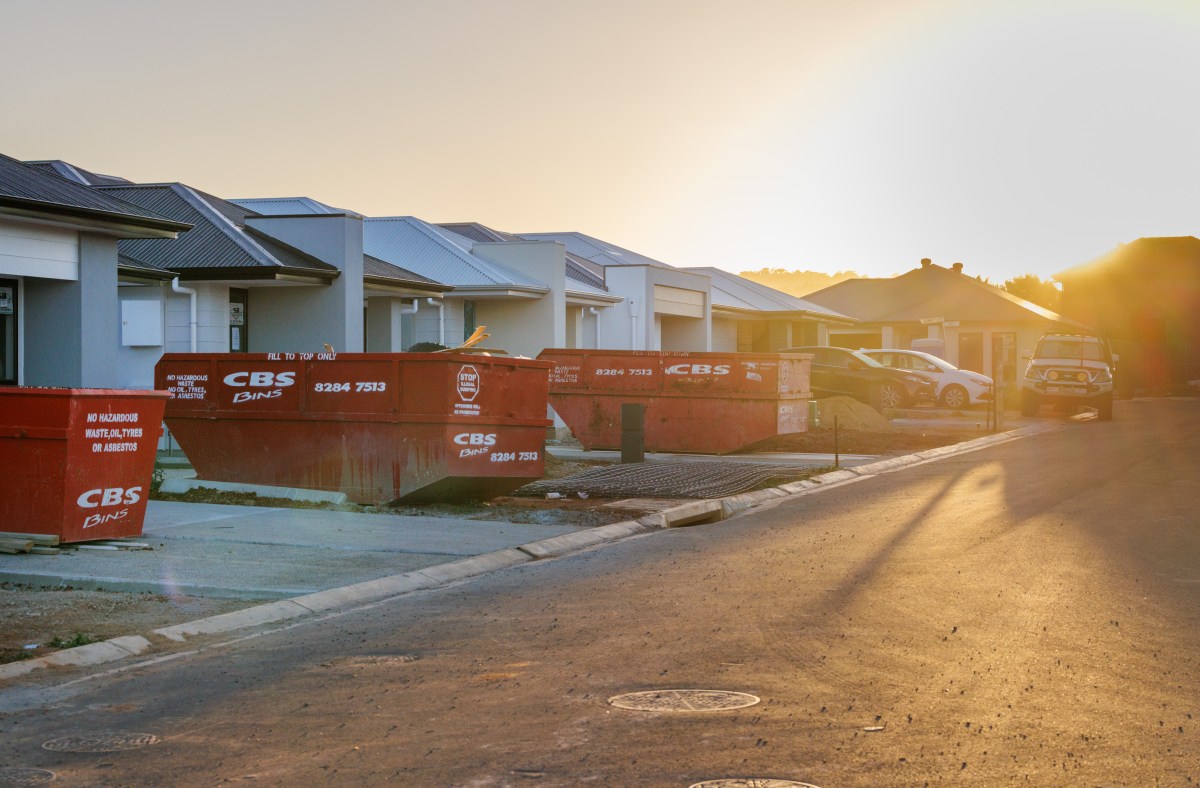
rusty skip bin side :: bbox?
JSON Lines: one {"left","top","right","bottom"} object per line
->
{"left": 0, "top": 388, "right": 169, "bottom": 543}
{"left": 154, "top": 352, "right": 552, "bottom": 504}
{"left": 537, "top": 349, "right": 812, "bottom": 454}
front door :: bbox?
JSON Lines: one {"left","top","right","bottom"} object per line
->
{"left": 958, "top": 332, "right": 984, "bottom": 373}
{"left": 0, "top": 279, "right": 16, "bottom": 385}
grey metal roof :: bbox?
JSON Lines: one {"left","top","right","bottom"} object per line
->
{"left": 232, "top": 196, "right": 358, "bottom": 217}
{"left": 364, "top": 254, "right": 443, "bottom": 288}
{"left": 231, "top": 197, "right": 448, "bottom": 290}
{"left": 25, "top": 160, "right": 134, "bottom": 186}
{"left": 0, "top": 153, "right": 188, "bottom": 234}
{"left": 685, "top": 266, "right": 851, "bottom": 319}
{"left": 518, "top": 231, "right": 674, "bottom": 269}
{"left": 97, "top": 183, "right": 337, "bottom": 277}
{"left": 438, "top": 221, "right": 607, "bottom": 289}
{"left": 366, "top": 217, "right": 547, "bottom": 290}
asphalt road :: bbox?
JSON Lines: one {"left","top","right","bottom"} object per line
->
{"left": 2, "top": 400, "right": 1198, "bottom": 786}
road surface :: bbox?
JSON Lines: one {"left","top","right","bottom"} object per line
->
{"left": 2, "top": 400, "right": 1197, "bottom": 786}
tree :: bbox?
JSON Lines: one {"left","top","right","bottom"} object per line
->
{"left": 1002, "top": 274, "right": 1061, "bottom": 312}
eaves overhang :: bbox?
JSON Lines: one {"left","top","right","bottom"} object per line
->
{"left": 0, "top": 198, "right": 192, "bottom": 239}
{"left": 440, "top": 284, "right": 550, "bottom": 299}
{"left": 172, "top": 267, "right": 339, "bottom": 284}
{"left": 117, "top": 264, "right": 175, "bottom": 284}
{"left": 363, "top": 276, "right": 452, "bottom": 296}
{"left": 566, "top": 290, "right": 623, "bottom": 307}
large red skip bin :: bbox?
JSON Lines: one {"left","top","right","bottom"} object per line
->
{"left": 0, "top": 388, "right": 169, "bottom": 543}
{"left": 154, "top": 353, "right": 552, "bottom": 504}
{"left": 538, "top": 350, "right": 812, "bottom": 454}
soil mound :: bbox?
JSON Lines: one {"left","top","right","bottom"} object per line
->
{"left": 814, "top": 396, "right": 896, "bottom": 432}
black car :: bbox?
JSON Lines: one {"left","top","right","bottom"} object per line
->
{"left": 779, "top": 346, "right": 935, "bottom": 410}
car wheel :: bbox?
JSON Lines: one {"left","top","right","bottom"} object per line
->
{"left": 939, "top": 384, "right": 968, "bottom": 409}
{"left": 876, "top": 381, "right": 907, "bottom": 410}
{"left": 1096, "top": 393, "right": 1113, "bottom": 421}
{"left": 1020, "top": 392, "right": 1040, "bottom": 417}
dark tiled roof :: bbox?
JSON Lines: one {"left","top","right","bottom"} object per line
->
{"left": 0, "top": 153, "right": 187, "bottom": 231}
{"left": 97, "top": 183, "right": 336, "bottom": 275}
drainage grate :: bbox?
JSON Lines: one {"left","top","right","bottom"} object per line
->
{"left": 608, "top": 689, "right": 760, "bottom": 712}
{"left": 41, "top": 733, "right": 160, "bottom": 753}
{"left": 519, "top": 462, "right": 810, "bottom": 499}
{"left": 690, "top": 781, "right": 820, "bottom": 788}
{"left": 0, "top": 768, "right": 55, "bottom": 787}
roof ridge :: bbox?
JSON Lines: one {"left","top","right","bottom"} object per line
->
{"left": 404, "top": 217, "right": 519, "bottom": 286}
{"left": 175, "top": 185, "right": 283, "bottom": 268}
{"left": 367, "top": 216, "right": 548, "bottom": 289}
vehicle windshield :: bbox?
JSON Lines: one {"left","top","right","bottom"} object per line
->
{"left": 1036, "top": 338, "right": 1108, "bottom": 362}
{"left": 910, "top": 352, "right": 954, "bottom": 372}
{"left": 850, "top": 350, "right": 886, "bottom": 368}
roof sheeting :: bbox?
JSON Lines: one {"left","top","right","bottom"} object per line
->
{"left": 366, "top": 217, "right": 547, "bottom": 290}
{"left": 97, "top": 184, "right": 336, "bottom": 275}
{"left": 233, "top": 196, "right": 357, "bottom": 217}
{"left": 0, "top": 153, "right": 188, "bottom": 233}
{"left": 518, "top": 231, "right": 674, "bottom": 269}
{"left": 364, "top": 253, "right": 442, "bottom": 286}
{"left": 438, "top": 221, "right": 606, "bottom": 289}
{"left": 25, "top": 160, "right": 133, "bottom": 187}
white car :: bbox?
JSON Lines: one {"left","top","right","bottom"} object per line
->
{"left": 860, "top": 349, "right": 993, "bottom": 409}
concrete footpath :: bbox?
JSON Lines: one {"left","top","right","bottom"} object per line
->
{"left": 0, "top": 425, "right": 1047, "bottom": 681}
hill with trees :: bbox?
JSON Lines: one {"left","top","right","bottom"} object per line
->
{"left": 738, "top": 268, "right": 863, "bottom": 296}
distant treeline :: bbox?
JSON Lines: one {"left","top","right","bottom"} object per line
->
{"left": 738, "top": 268, "right": 863, "bottom": 297}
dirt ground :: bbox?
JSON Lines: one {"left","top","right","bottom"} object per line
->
{"left": 1, "top": 403, "right": 987, "bottom": 667}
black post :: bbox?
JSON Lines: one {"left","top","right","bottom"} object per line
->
{"left": 834, "top": 415, "right": 840, "bottom": 469}
{"left": 621, "top": 403, "right": 645, "bottom": 464}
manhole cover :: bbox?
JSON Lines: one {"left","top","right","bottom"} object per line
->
{"left": 690, "top": 781, "right": 819, "bottom": 788}
{"left": 41, "top": 733, "right": 160, "bottom": 753}
{"left": 608, "top": 689, "right": 760, "bottom": 712}
{"left": 0, "top": 768, "right": 55, "bottom": 786}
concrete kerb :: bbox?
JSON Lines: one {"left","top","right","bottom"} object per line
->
{"left": 518, "top": 520, "right": 650, "bottom": 559}
{"left": 1, "top": 425, "right": 1044, "bottom": 683}
{"left": 0, "top": 636, "right": 153, "bottom": 679}
{"left": 639, "top": 499, "right": 724, "bottom": 528}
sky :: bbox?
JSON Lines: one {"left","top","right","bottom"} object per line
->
{"left": 4, "top": 0, "right": 1200, "bottom": 283}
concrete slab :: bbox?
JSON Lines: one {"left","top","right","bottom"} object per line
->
{"left": 0, "top": 501, "right": 588, "bottom": 600}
